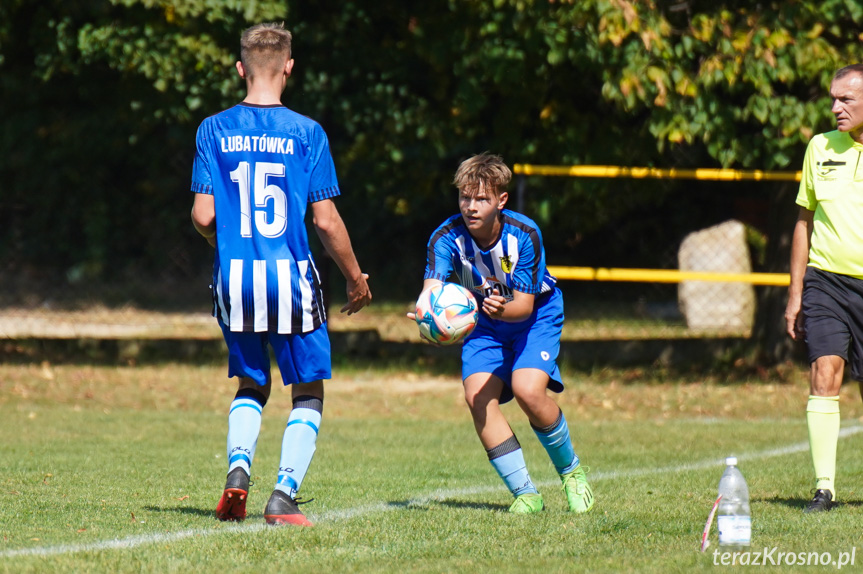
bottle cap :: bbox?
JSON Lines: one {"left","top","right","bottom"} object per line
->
{"left": 726, "top": 456, "right": 737, "bottom": 466}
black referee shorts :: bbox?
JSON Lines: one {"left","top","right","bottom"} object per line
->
{"left": 802, "top": 266, "right": 863, "bottom": 381}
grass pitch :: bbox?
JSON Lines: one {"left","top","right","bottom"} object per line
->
{"left": 3, "top": 359, "right": 863, "bottom": 573}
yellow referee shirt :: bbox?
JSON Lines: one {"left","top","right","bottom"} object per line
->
{"left": 797, "top": 130, "right": 863, "bottom": 279}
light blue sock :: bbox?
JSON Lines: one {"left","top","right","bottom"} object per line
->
{"left": 533, "top": 410, "right": 579, "bottom": 475}
{"left": 487, "top": 435, "right": 538, "bottom": 497}
{"left": 226, "top": 389, "right": 266, "bottom": 475}
{"left": 275, "top": 396, "right": 323, "bottom": 498}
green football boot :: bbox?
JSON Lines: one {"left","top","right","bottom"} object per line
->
{"left": 508, "top": 492, "right": 545, "bottom": 514}
{"left": 560, "top": 465, "right": 595, "bottom": 513}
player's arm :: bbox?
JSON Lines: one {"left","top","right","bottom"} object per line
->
{"left": 191, "top": 193, "right": 216, "bottom": 248}
{"left": 785, "top": 206, "right": 814, "bottom": 340}
{"left": 311, "top": 198, "right": 371, "bottom": 315}
{"left": 483, "top": 288, "right": 534, "bottom": 323}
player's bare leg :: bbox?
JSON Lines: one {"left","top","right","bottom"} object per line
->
{"left": 511, "top": 368, "right": 561, "bottom": 428}
{"left": 238, "top": 375, "right": 273, "bottom": 401}
{"left": 292, "top": 378, "right": 323, "bottom": 402}
{"left": 463, "top": 373, "right": 511, "bottom": 449}
{"left": 513, "top": 368, "right": 594, "bottom": 513}
{"left": 463, "top": 373, "right": 543, "bottom": 512}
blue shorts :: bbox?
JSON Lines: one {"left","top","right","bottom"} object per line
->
{"left": 461, "top": 288, "right": 564, "bottom": 404}
{"left": 219, "top": 321, "right": 332, "bottom": 386}
{"left": 802, "top": 267, "right": 863, "bottom": 381}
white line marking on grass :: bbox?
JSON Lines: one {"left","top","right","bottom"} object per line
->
{"left": 4, "top": 425, "right": 862, "bottom": 559}
{"left": 583, "top": 424, "right": 863, "bottom": 482}
{"left": 0, "top": 523, "right": 265, "bottom": 559}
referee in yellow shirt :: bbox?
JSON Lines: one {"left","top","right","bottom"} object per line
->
{"left": 786, "top": 63, "right": 863, "bottom": 513}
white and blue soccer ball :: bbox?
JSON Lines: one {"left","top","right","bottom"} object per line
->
{"left": 415, "top": 282, "right": 478, "bottom": 345}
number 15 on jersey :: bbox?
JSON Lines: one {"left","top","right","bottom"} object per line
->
{"left": 230, "top": 161, "right": 288, "bottom": 238}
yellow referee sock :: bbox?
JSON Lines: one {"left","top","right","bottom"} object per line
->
{"left": 807, "top": 395, "right": 840, "bottom": 498}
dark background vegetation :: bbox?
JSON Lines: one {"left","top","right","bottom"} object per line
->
{"left": 1, "top": 0, "right": 861, "bottom": 360}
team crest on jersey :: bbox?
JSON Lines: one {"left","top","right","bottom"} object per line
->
{"left": 499, "top": 255, "right": 513, "bottom": 274}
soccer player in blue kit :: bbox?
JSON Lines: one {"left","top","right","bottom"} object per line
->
{"left": 190, "top": 23, "right": 371, "bottom": 526}
{"left": 411, "top": 153, "right": 594, "bottom": 514}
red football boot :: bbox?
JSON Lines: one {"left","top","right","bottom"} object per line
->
{"left": 215, "top": 467, "right": 250, "bottom": 522}
{"left": 263, "top": 489, "right": 313, "bottom": 527}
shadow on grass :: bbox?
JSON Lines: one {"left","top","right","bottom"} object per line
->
{"left": 0, "top": 331, "right": 783, "bottom": 376}
{"left": 437, "top": 499, "right": 509, "bottom": 512}
{"left": 143, "top": 505, "right": 217, "bottom": 518}
{"left": 388, "top": 499, "right": 506, "bottom": 512}
{"left": 754, "top": 496, "right": 863, "bottom": 512}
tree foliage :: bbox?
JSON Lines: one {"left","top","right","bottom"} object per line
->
{"left": 578, "top": 0, "right": 863, "bottom": 168}
{"left": 1, "top": 0, "right": 861, "bottom": 303}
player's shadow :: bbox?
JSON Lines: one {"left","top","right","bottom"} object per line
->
{"left": 753, "top": 495, "right": 863, "bottom": 511}
{"left": 388, "top": 499, "right": 506, "bottom": 512}
{"left": 143, "top": 505, "right": 215, "bottom": 517}
{"left": 438, "top": 499, "right": 509, "bottom": 512}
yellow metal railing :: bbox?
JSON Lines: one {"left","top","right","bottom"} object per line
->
{"left": 548, "top": 266, "right": 790, "bottom": 286}
{"left": 516, "top": 164, "right": 798, "bottom": 286}
{"left": 513, "top": 164, "right": 802, "bottom": 182}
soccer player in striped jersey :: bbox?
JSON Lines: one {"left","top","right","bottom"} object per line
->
{"left": 411, "top": 153, "right": 594, "bottom": 514}
{"left": 190, "top": 22, "right": 371, "bottom": 526}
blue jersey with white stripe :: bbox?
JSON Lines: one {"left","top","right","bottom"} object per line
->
{"left": 191, "top": 103, "right": 339, "bottom": 333}
{"left": 424, "top": 210, "right": 557, "bottom": 302}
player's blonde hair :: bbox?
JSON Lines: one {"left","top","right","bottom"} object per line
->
{"left": 240, "top": 22, "right": 292, "bottom": 78}
{"left": 453, "top": 153, "right": 512, "bottom": 197}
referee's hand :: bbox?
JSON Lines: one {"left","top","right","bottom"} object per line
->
{"left": 784, "top": 297, "right": 804, "bottom": 340}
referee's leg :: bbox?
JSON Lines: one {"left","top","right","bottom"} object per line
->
{"left": 805, "top": 355, "right": 843, "bottom": 512}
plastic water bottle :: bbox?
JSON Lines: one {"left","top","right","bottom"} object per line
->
{"left": 717, "top": 456, "right": 751, "bottom": 550}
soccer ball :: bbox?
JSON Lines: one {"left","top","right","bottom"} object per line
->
{"left": 414, "top": 282, "right": 478, "bottom": 345}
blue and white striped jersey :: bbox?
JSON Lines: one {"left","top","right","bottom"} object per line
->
{"left": 424, "top": 209, "right": 557, "bottom": 302}
{"left": 191, "top": 103, "right": 339, "bottom": 333}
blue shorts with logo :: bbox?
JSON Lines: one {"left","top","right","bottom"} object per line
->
{"left": 218, "top": 321, "right": 332, "bottom": 386}
{"left": 461, "top": 287, "right": 564, "bottom": 404}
